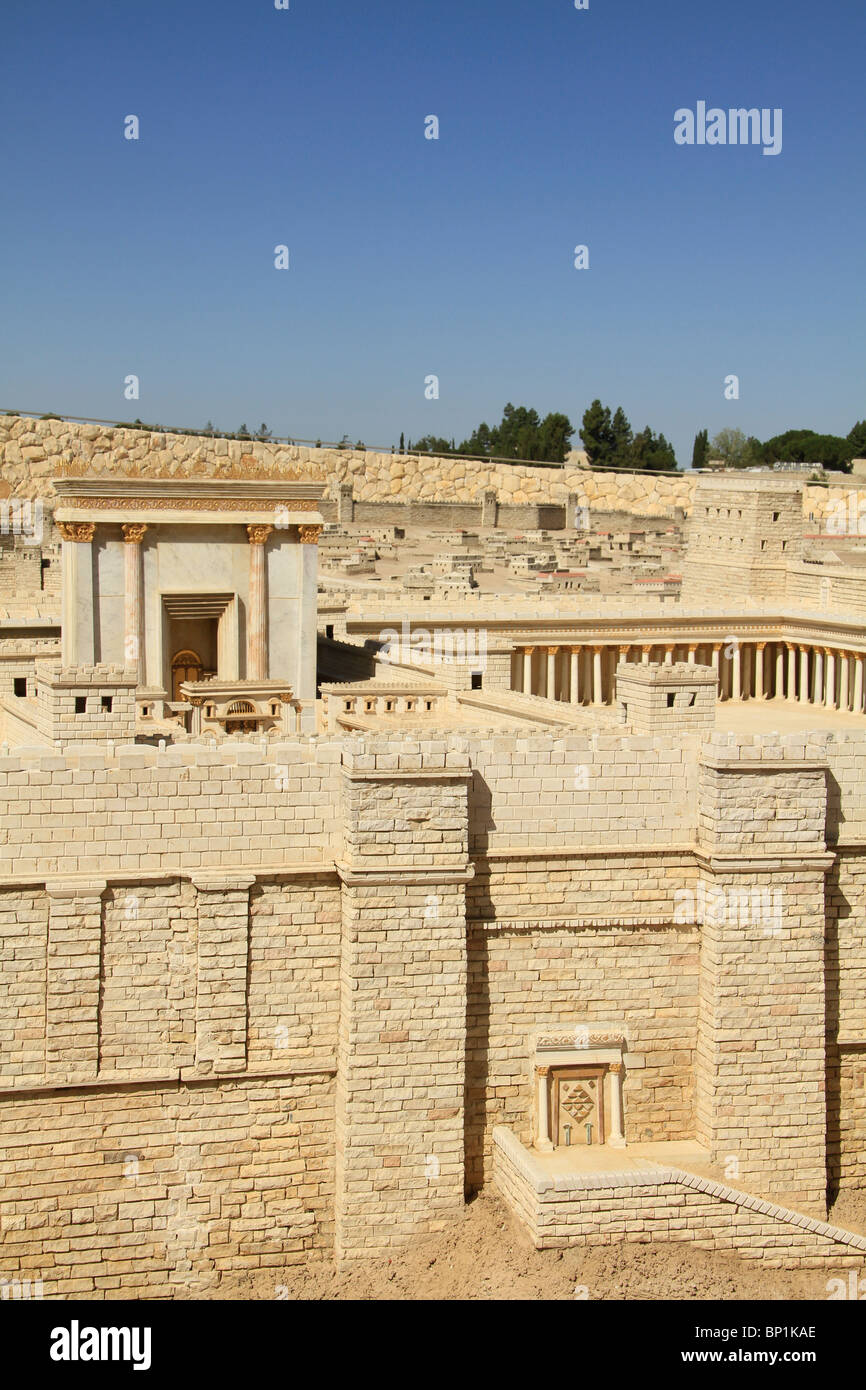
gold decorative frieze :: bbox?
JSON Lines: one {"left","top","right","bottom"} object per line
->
{"left": 59, "top": 496, "right": 320, "bottom": 513}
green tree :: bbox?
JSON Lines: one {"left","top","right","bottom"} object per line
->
{"left": 691, "top": 428, "right": 709, "bottom": 469}
{"left": 412, "top": 435, "right": 453, "bottom": 454}
{"left": 709, "top": 428, "right": 757, "bottom": 468}
{"left": 580, "top": 400, "right": 617, "bottom": 467}
{"left": 847, "top": 420, "right": 866, "bottom": 457}
{"left": 611, "top": 406, "right": 633, "bottom": 466}
{"left": 762, "top": 428, "right": 850, "bottom": 472}
{"left": 631, "top": 427, "right": 678, "bottom": 472}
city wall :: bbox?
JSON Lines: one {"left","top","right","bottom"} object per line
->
{"left": 0, "top": 729, "right": 864, "bottom": 1292}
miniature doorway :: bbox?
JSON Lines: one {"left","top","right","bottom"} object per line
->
{"left": 549, "top": 1066, "right": 605, "bottom": 1147}
{"left": 171, "top": 649, "right": 203, "bottom": 700}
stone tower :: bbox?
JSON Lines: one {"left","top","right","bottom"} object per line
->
{"left": 681, "top": 473, "right": 803, "bottom": 606}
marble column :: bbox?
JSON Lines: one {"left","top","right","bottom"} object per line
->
{"left": 687, "top": 644, "right": 697, "bottom": 665}
{"left": 608, "top": 1062, "right": 625, "bottom": 1147}
{"left": 122, "top": 522, "right": 147, "bottom": 680}
{"left": 523, "top": 647, "right": 533, "bottom": 695}
{"left": 592, "top": 646, "right": 603, "bottom": 705}
{"left": 840, "top": 652, "right": 851, "bottom": 712}
{"left": 546, "top": 647, "right": 557, "bottom": 701}
{"left": 641, "top": 644, "right": 652, "bottom": 665}
{"left": 787, "top": 643, "right": 797, "bottom": 701}
{"left": 732, "top": 643, "right": 742, "bottom": 700}
{"left": 775, "top": 643, "right": 784, "bottom": 700}
{"left": 58, "top": 521, "right": 96, "bottom": 667}
{"left": 535, "top": 1066, "right": 553, "bottom": 1151}
{"left": 800, "top": 646, "right": 810, "bottom": 705}
{"left": 855, "top": 655, "right": 865, "bottom": 714}
{"left": 189, "top": 696, "right": 203, "bottom": 736}
{"left": 825, "top": 648, "right": 836, "bottom": 709}
{"left": 814, "top": 647, "right": 824, "bottom": 705}
{"left": 569, "top": 646, "right": 580, "bottom": 704}
{"left": 755, "top": 642, "right": 766, "bottom": 700}
{"left": 664, "top": 644, "right": 674, "bottom": 665}
{"left": 711, "top": 644, "right": 722, "bottom": 699}
{"left": 246, "top": 524, "right": 273, "bottom": 680}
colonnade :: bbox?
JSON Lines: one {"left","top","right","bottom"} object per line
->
{"left": 512, "top": 639, "right": 866, "bottom": 712}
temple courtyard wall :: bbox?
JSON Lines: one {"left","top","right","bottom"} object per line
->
{"left": 0, "top": 728, "right": 864, "bottom": 1292}
{"left": 3, "top": 412, "right": 864, "bottom": 526}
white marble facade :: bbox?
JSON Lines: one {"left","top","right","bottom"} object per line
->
{"left": 52, "top": 476, "right": 324, "bottom": 729}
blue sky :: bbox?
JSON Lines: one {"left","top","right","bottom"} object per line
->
{"left": 1, "top": 0, "right": 864, "bottom": 466}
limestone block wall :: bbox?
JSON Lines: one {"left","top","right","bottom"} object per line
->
{"left": 0, "top": 1077, "right": 335, "bottom": 1297}
{"left": 492, "top": 1129, "right": 866, "bottom": 1270}
{"left": 335, "top": 738, "right": 472, "bottom": 1261}
{"left": 785, "top": 562, "right": 866, "bottom": 619}
{"left": 466, "top": 913, "right": 700, "bottom": 1188}
{"left": 466, "top": 732, "right": 701, "bottom": 850}
{"left": 0, "top": 739, "right": 342, "bottom": 878}
{"left": 0, "top": 414, "right": 693, "bottom": 514}
{"left": 6, "top": 415, "right": 866, "bottom": 529}
{"left": 0, "top": 636, "right": 61, "bottom": 704}
{"left": 696, "top": 742, "right": 830, "bottom": 1207}
{"left": 826, "top": 851, "right": 866, "bottom": 1191}
{"left": 0, "top": 725, "right": 865, "bottom": 1287}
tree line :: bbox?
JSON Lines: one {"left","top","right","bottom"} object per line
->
{"left": 692, "top": 422, "right": 866, "bottom": 474}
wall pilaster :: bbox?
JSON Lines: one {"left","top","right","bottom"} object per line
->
{"left": 334, "top": 738, "right": 472, "bottom": 1261}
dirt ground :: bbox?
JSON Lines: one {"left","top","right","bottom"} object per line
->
{"left": 214, "top": 1189, "right": 865, "bottom": 1301}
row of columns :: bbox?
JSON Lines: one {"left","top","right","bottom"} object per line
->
{"left": 514, "top": 640, "right": 866, "bottom": 712}
{"left": 57, "top": 520, "right": 322, "bottom": 685}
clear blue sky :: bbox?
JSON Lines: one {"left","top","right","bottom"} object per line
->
{"left": 1, "top": 0, "right": 864, "bottom": 466}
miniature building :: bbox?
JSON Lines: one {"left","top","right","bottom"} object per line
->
{"left": 681, "top": 472, "right": 803, "bottom": 604}
{"left": 34, "top": 661, "right": 137, "bottom": 743}
{"left": 52, "top": 473, "right": 324, "bottom": 731}
{"left": 616, "top": 661, "right": 717, "bottom": 732}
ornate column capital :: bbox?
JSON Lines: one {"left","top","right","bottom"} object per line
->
{"left": 609, "top": 1061, "right": 623, "bottom": 1075}
{"left": 121, "top": 523, "right": 148, "bottom": 544}
{"left": 57, "top": 521, "right": 95, "bottom": 543}
{"left": 756, "top": 641, "right": 767, "bottom": 651}
{"left": 534, "top": 1064, "right": 550, "bottom": 1078}
{"left": 545, "top": 646, "right": 559, "bottom": 656}
{"left": 246, "top": 524, "right": 273, "bottom": 545}
{"left": 297, "top": 524, "right": 322, "bottom": 545}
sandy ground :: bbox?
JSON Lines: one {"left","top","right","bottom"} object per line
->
{"left": 213, "top": 1189, "right": 864, "bottom": 1301}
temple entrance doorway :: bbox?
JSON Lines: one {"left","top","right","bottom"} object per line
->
{"left": 171, "top": 649, "right": 203, "bottom": 700}
{"left": 550, "top": 1066, "right": 606, "bottom": 1147}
